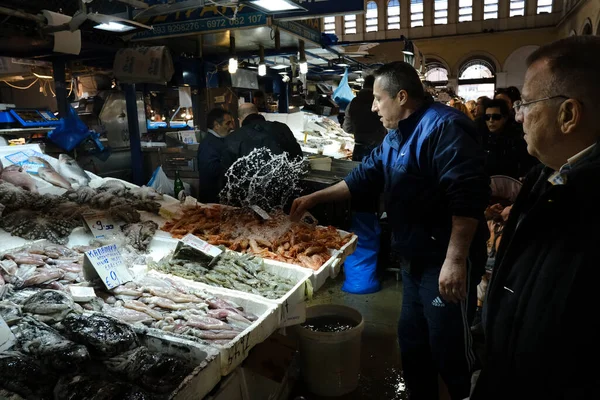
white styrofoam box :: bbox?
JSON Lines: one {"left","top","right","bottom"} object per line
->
{"left": 138, "top": 330, "right": 221, "bottom": 400}
{"left": 204, "top": 368, "right": 250, "bottom": 400}
{"left": 145, "top": 271, "right": 279, "bottom": 376}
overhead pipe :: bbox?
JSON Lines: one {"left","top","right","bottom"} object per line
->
{"left": 0, "top": 6, "right": 45, "bottom": 23}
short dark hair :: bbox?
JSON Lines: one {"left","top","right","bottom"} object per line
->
{"left": 206, "top": 108, "right": 231, "bottom": 129}
{"left": 495, "top": 87, "right": 521, "bottom": 102}
{"left": 373, "top": 61, "right": 425, "bottom": 100}
{"left": 526, "top": 36, "right": 600, "bottom": 110}
{"left": 363, "top": 74, "right": 376, "bottom": 90}
{"left": 485, "top": 99, "right": 510, "bottom": 117}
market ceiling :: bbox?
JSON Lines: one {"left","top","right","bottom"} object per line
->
{"left": 0, "top": 0, "right": 375, "bottom": 76}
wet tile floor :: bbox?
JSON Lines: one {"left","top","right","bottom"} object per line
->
{"left": 289, "top": 273, "right": 409, "bottom": 400}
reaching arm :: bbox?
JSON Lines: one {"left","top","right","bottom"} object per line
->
{"left": 439, "top": 216, "right": 479, "bottom": 303}
{"left": 290, "top": 180, "right": 351, "bottom": 221}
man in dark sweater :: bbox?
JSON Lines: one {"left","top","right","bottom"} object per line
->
{"left": 291, "top": 61, "right": 490, "bottom": 400}
{"left": 472, "top": 36, "right": 600, "bottom": 400}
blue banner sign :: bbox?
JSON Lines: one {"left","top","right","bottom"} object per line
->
{"left": 273, "top": 20, "right": 321, "bottom": 44}
{"left": 133, "top": 5, "right": 267, "bottom": 40}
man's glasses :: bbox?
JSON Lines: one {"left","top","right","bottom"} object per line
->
{"left": 485, "top": 114, "right": 503, "bottom": 121}
{"left": 513, "top": 95, "right": 569, "bottom": 113}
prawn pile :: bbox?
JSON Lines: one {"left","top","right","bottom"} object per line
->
{"left": 161, "top": 206, "right": 352, "bottom": 270}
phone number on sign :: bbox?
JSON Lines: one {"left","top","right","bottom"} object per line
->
{"left": 149, "top": 15, "right": 264, "bottom": 36}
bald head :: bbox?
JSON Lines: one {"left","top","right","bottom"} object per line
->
{"left": 238, "top": 103, "right": 259, "bottom": 125}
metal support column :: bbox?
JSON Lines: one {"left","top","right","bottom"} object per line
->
{"left": 278, "top": 80, "right": 289, "bottom": 113}
{"left": 124, "top": 84, "right": 144, "bottom": 185}
{"left": 52, "top": 59, "right": 68, "bottom": 118}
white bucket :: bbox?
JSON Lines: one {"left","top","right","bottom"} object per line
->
{"left": 294, "top": 304, "right": 364, "bottom": 397}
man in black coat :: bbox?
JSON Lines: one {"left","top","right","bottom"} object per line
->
{"left": 342, "top": 74, "right": 387, "bottom": 162}
{"left": 472, "top": 36, "right": 600, "bottom": 399}
{"left": 220, "top": 103, "right": 303, "bottom": 174}
{"left": 197, "top": 108, "right": 234, "bottom": 203}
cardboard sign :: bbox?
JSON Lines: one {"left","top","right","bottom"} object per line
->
{"left": 83, "top": 244, "right": 133, "bottom": 290}
{"left": 82, "top": 212, "right": 117, "bottom": 239}
{"left": 0, "top": 316, "right": 16, "bottom": 352}
{"left": 250, "top": 205, "right": 271, "bottom": 220}
{"left": 181, "top": 233, "right": 223, "bottom": 258}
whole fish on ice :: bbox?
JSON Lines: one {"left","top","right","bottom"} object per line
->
{"left": 29, "top": 156, "right": 72, "bottom": 189}
{"left": 0, "top": 165, "right": 37, "bottom": 192}
{"left": 57, "top": 154, "right": 90, "bottom": 187}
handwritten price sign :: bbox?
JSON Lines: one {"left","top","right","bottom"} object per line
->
{"left": 82, "top": 244, "right": 133, "bottom": 290}
{"left": 181, "top": 234, "right": 223, "bottom": 258}
{"left": 82, "top": 212, "right": 117, "bottom": 239}
{"left": 227, "top": 334, "right": 251, "bottom": 366}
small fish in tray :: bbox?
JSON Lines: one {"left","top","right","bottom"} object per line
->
{"left": 150, "top": 247, "right": 296, "bottom": 300}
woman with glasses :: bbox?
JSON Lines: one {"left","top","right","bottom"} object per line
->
{"left": 481, "top": 99, "right": 538, "bottom": 179}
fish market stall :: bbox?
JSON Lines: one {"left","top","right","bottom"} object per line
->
{"left": 0, "top": 144, "right": 356, "bottom": 398}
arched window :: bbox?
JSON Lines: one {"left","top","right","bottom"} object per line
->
{"left": 458, "top": 59, "right": 496, "bottom": 101}
{"left": 425, "top": 62, "right": 449, "bottom": 86}
{"left": 582, "top": 21, "right": 593, "bottom": 35}
{"left": 344, "top": 14, "right": 357, "bottom": 34}
{"left": 537, "top": 0, "right": 552, "bottom": 14}
{"left": 509, "top": 0, "right": 525, "bottom": 17}
{"left": 484, "top": 0, "right": 498, "bottom": 19}
{"left": 388, "top": 0, "right": 400, "bottom": 30}
{"left": 323, "top": 16, "right": 336, "bottom": 34}
{"left": 411, "top": 0, "right": 424, "bottom": 27}
{"left": 366, "top": 2, "right": 378, "bottom": 32}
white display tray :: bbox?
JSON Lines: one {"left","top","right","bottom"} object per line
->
{"left": 142, "top": 272, "right": 279, "bottom": 376}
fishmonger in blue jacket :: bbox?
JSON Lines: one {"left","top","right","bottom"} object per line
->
{"left": 291, "top": 61, "right": 490, "bottom": 400}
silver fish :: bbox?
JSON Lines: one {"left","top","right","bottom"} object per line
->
{"left": 0, "top": 165, "right": 37, "bottom": 192}
{"left": 27, "top": 156, "right": 53, "bottom": 169}
{"left": 38, "top": 166, "right": 72, "bottom": 190}
{"left": 57, "top": 154, "right": 90, "bottom": 187}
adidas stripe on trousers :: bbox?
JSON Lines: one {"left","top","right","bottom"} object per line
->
{"left": 398, "top": 260, "right": 479, "bottom": 400}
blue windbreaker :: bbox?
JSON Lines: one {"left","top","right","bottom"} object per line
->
{"left": 344, "top": 101, "right": 490, "bottom": 261}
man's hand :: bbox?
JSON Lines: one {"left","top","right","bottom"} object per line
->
{"left": 485, "top": 203, "right": 504, "bottom": 220}
{"left": 290, "top": 194, "right": 317, "bottom": 222}
{"left": 439, "top": 258, "right": 467, "bottom": 303}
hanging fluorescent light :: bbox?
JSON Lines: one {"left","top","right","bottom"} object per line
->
{"left": 299, "top": 62, "right": 308, "bottom": 74}
{"left": 88, "top": 13, "right": 151, "bottom": 33}
{"left": 229, "top": 57, "right": 238, "bottom": 74}
{"left": 258, "top": 64, "right": 267, "bottom": 76}
{"left": 336, "top": 63, "right": 349, "bottom": 67}
{"left": 229, "top": 36, "right": 238, "bottom": 74}
{"left": 94, "top": 22, "right": 135, "bottom": 32}
{"left": 298, "top": 39, "right": 308, "bottom": 75}
{"left": 258, "top": 45, "right": 267, "bottom": 76}
{"left": 249, "top": 0, "right": 303, "bottom": 12}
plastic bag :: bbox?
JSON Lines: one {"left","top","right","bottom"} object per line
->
{"left": 147, "top": 166, "right": 190, "bottom": 197}
{"left": 342, "top": 212, "right": 381, "bottom": 294}
{"left": 47, "top": 105, "right": 92, "bottom": 151}
{"left": 333, "top": 69, "right": 355, "bottom": 112}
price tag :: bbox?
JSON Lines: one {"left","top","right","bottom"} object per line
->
{"left": 227, "top": 334, "right": 251, "bottom": 366}
{"left": 181, "top": 234, "right": 223, "bottom": 258}
{"left": 82, "top": 212, "right": 117, "bottom": 239}
{"left": 0, "top": 316, "right": 16, "bottom": 352}
{"left": 82, "top": 244, "right": 133, "bottom": 290}
{"left": 250, "top": 205, "right": 271, "bottom": 220}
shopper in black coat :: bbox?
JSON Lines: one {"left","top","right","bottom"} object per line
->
{"left": 481, "top": 99, "right": 538, "bottom": 178}
{"left": 472, "top": 36, "right": 600, "bottom": 400}
{"left": 220, "top": 103, "right": 303, "bottom": 175}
